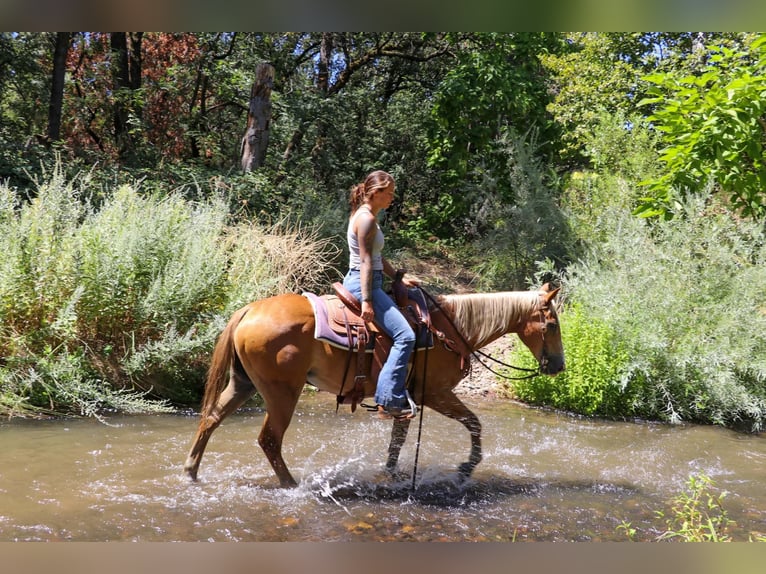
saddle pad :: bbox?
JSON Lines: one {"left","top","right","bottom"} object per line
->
{"left": 303, "top": 292, "right": 373, "bottom": 351}
{"left": 302, "top": 292, "right": 433, "bottom": 351}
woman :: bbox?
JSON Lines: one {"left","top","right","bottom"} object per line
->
{"left": 343, "top": 170, "right": 419, "bottom": 419}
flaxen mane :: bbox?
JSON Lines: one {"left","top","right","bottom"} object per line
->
{"left": 439, "top": 291, "right": 541, "bottom": 347}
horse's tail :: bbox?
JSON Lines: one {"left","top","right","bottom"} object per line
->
{"left": 201, "top": 305, "right": 251, "bottom": 419}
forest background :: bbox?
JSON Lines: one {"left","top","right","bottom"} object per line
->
{"left": 0, "top": 32, "right": 765, "bottom": 431}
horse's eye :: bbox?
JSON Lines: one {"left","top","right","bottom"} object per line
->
{"left": 545, "top": 321, "right": 559, "bottom": 334}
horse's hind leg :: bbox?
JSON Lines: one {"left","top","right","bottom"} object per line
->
{"left": 257, "top": 382, "right": 303, "bottom": 488}
{"left": 184, "top": 371, "right": 255, "bottom": 481}
{"left": 385, "top": 417, "right": 411, "bottom": 475}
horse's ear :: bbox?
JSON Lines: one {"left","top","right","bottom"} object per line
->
{"left": 542, "top": 286, "right": 560, "bottom": 305}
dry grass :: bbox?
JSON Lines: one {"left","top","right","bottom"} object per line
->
{"left": 225, "top": 219, "right": 341, "bottom": 306}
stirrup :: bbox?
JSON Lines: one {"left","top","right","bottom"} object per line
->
{"left": 371, "top": 391, "right": 418, "bottom": 420}
{"left": 404, "top": 390, "right": 418, "bottom": 417}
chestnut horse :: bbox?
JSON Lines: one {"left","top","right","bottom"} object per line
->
{"left": 184, "top": 283, "right": 564, "bottom": 487}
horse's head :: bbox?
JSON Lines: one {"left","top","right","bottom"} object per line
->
{"left": 518, "top": 283, "right": 565, "bottom": 375}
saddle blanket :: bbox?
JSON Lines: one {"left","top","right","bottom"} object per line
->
{"left": 302, "top": 291, "right": 432, "bottom": 351}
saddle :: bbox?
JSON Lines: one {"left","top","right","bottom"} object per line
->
{"left": 302, "top": 277, "right": 436, "bottom": 412}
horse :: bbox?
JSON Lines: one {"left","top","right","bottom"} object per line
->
{"left": 184, "top": 283, "right": 565, "bottom": 487}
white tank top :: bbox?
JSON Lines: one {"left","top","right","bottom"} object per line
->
{"left": 347, "top": 206, "right": 384, "bottom": 271}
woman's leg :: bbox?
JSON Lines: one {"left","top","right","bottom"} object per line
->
{"left": 343, "top": 270, "right": 415, "bottom": 410}
{"left": 371, "top": 286, "right": 415, "bottom": 409}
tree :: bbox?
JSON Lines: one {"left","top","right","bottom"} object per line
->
{"left": 420, "top": 33, "right": 564, "bottom": 239}
{"left": 109, "top": 32, "right": 144, "bottom": 159}
{"left": 0, "top": 33, "right": 52, "bottom": 186}
{"left": 240, "top": 62, "right": 274, "bottom": 172}
{"left": 540, "top": 33, "right": 645, "bottom": 168}
{"left": 427, "top": 33, "right": 562, "bottom": 181}
{"left": 47, "top": 32, "right": 70, "bottom": 143}
{"left": 637, "top": 33, "right": 766, "bottom": 219}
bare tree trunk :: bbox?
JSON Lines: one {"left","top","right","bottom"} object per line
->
{"left": 110, "top": 33, "right": 130, "bottom": 157}
{"left": 47, "top": 32, "right": 70, "bottom": 143}
{"left": 317, "top": 32, "right": 333, "bottom": 95}
{"left": 240, "top": 62, "right": 275, "bottom": 172}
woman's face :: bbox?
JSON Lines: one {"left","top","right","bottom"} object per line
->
{"left": 375, "top": 182, "right": 395, "bottom": 209}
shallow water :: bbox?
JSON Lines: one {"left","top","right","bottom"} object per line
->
{"left": 1, "top": 391, "right": 764, "bottom": 541}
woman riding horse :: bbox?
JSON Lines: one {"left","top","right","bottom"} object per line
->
{"left": 343, "top": 170, "right": 419, "bottom": 419}
{"left": 184, "top": 275, "right": 565, "bottom": 487}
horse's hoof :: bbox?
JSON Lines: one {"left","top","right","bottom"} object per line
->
{"left": 184, "top": 462, "right": 199, "bottom": 482}
{"left": 457, "top": 462, "right": 474, "bottom": 479}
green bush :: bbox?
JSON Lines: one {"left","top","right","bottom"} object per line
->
{"left": 0, "top": 165, "right": 338, "bottom": 418}
{"left": 507, "top": 302, "right": 634, "bottom": 417}
{"left": 563, "top": 190, "right": 766, "bottom": 430}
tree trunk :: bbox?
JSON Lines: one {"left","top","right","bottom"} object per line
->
{"left": 47, "top": 32, "right": 70, "bottom": 143}
{"left": 110, "top": 33, "right": 131, "bottom": 157}
{"left": 128, "top": 32, "right": 143, "bottom": 91}
{"left": 240, "top": 62, "right": 275, "bottom": 173}
{"left": 317, "top": 33, "right": 333, "bottom": 95}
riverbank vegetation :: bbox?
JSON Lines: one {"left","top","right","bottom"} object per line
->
{"left": 0, "top": 168, "right": 336, "bottom": 418}
{"left": 619, "top": 472, "right": 766, "bottom": 542}
{"left": 1, "top": 32, "right": 765, "bottom": 431}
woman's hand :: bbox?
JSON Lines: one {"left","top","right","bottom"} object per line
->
{"left": 361, "top": 300, "right": 374, "bottom": 322}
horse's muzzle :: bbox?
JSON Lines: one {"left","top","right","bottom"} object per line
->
{"left": 540, "top": 354, "right": 565, "bottom": 376}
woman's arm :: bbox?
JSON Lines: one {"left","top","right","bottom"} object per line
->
{"left": 355, "top": 212, "right": 378, "bottom": 321}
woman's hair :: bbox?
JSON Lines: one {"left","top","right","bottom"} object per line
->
{"left": 349, "top": 170, "right": 394, "bottom": 213}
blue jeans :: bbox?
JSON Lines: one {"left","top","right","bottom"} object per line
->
{"left": 343, "top": 269, "right": 416, "bottom": 409}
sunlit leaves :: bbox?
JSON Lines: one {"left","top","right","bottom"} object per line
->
{"left": 637, "top": 33, "right": 766, "bottom": 219}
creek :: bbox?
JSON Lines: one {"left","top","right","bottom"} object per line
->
{"left": 1, "top": 391, "right": 764, "bottom": 541}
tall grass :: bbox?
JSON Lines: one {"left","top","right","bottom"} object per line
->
{"left": 0, "top": 166, "right": 338, "bottom": 418}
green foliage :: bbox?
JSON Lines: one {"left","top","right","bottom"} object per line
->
{"left": 618, "top": 474, "right": 742, "bottom": 542}
{"left": 0, "top": 166, "right": 337, "bottom": 418}
{"left": 656, "top": 474, "right": 733, "bottom": 542}
{"left": 637, "top": 34, "right": 766, "bottom": 219}
{"left": 428, "top": 33, "right": 560, "bottom": 184}
{"left": 562, "top": 111, "right": 661, "bottom": 248}
{"left": 564, "top": 189, "right": 766, "bottom": 430}
{"left": 508, "top": 303, "right": 633, "bottom": 416}
{"left": 468, "top": 129, "right": 574, "bottom": 290}
{"left": 541, "top": 33, "right": 645, "bottom": 167}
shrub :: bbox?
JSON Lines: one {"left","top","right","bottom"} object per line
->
{"left": 468, "top": 128, "right": 574, "bottom": 291}
{"left": 563, "top": 190, "right": 766, "bottom": 430}
{"left": 0, "top": 165, "right": 339, "bottom": 418}
{"left": 507, "top": 302, "right": 634, "bottom": 417}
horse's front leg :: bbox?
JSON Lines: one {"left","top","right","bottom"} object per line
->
{"left": 385, "top": 417, "right": 411, "bottom": 474}
{"left": 427, "top": 391, "right": 482, "bottom": 480}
